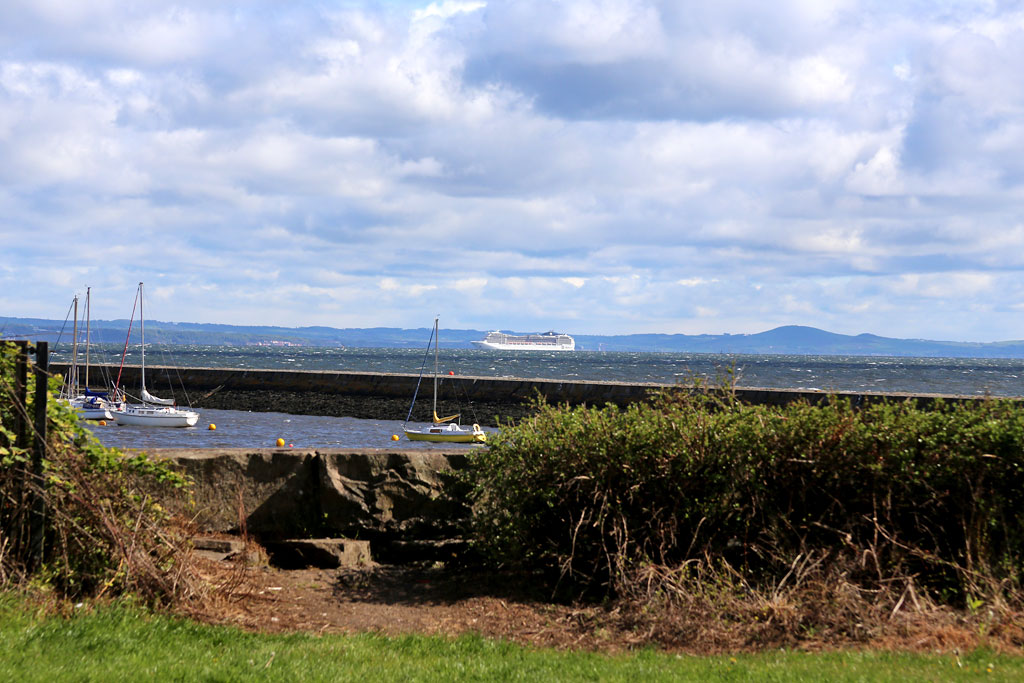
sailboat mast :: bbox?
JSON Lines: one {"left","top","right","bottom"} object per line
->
{"left": 71, "top": 295, "right": 79, "bottom": 395}
{"left": 139, "top": 282, "right": 146, "bottom": 396}
{"left": 85, "top": 286, "right": 91, "bottom": 388}
{"left": 432, "top": 317, "right": 439, "bottom": 420}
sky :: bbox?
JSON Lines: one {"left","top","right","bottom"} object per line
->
{"left": 2, "top": 1, "right": 1024, "bottom": 341}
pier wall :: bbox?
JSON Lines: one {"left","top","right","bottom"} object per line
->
{"left": 154, "top": 448, "right": 469, "bottom": 564}
{"left": 56, "top": 363, "right": 1001, "bottom": 426}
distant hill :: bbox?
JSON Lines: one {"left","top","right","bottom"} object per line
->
{"left": 574, "top": 325, "right": 1024, "bottom": 357}
{"left": 3, "top": 317, "right": 1024, "bottom": 358}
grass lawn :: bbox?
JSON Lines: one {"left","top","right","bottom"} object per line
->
{"left": 1, "top": 595, "right": 1021, "bottom": 681}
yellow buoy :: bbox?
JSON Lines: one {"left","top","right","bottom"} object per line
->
{"left": 391, "top": 434, "right": 399, "bottom": 441}
{"left": 208, "top": 423, "right": 216, "bottom": 430}
{"left": 98, "top": 420, "right": 106, "bottom": 426}
{"left": 276, "top": 437, "right": 285, "bottom": 447}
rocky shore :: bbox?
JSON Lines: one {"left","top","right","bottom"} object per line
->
{"left": 191, "top": 388, "right": 530, "bottom": 426}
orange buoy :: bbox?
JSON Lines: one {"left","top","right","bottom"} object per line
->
{"left": 98, "top": 420, "right": 106, "bottom": 426}
{"left": 208, "top": 423, "right": 216, "bottom": 430}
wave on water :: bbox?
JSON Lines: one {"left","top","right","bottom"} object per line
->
{"left": 47, "top": 343, "right": 1024, "bottom": 397}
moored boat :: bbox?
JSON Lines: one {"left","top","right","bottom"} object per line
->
{"left": 109, "top": 282, "right": 199, "bottom": 428}
{"left": 113, "top": 403, "right": 199, "bottom": 427}
{"left": 404, "top": 317, "right": 486, "bottom": 444}
{"left": 58, "top": 288, "right": 122, "bottom": 420}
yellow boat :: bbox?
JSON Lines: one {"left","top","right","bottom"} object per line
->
{"left": 403, "top": 317, "right": 486, "bottom": 444}
{"left": 404, "top": 421, "right": 487, "bottom": 443}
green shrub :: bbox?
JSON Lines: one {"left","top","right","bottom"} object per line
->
{"left": 467, "top": 389, "right": 1024, "bottom": 605}
{"left": 0, "top": 341, "right": 198, "bottom": 603}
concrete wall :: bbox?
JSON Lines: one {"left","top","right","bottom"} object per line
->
{"left": 154, "top": 448, "right": 470, "bottom": 563}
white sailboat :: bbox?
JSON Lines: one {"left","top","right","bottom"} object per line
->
{"left": 60, "top": 288, "right": 120, "bottom": 420}
{"left": 403, "top": 317, "right": 486, "bottom": 444}
{"left": 110, "top": 282, "right": 199, "bottom": 428}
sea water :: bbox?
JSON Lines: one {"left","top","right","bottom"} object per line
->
{"left": 58, "top": 344, "right": 1024, "bottom": 450}
{"left": 90, "top": 407, "right": 486, "bottom": 451}
{"left": 60, "top": 343, "right": 1024, "bottom": 397}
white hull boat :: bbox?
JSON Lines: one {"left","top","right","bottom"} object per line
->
{"left": 110, "top": 282, "right": 200, "bottom": 429}
{"left": 113, "top": 404, "right": 199, "bottom": 428}
{"left": 57, "top": 288, "right": 122, "bottom": 421}
{"left": 68, "top": 395, "right": 116, "bottom": 421}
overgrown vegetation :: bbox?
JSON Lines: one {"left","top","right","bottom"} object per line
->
{"left": 467, "top": 386, "right": 1024, "bottom": 646}
{"left": 0, "top": 341, "right": 201, "bottom": 604}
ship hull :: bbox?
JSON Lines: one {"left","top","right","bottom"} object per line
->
{"left": 471, "top": 341, "right": 575, "bottom": 351}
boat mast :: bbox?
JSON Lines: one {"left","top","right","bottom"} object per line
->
{"left": 139, "top": 282, "right": 146, "bottom": 398}
{"left": 432, "top": 316, "right": 439, "bottom": 422}
{"left": 84, "top": 286, "right": 91, "bottom": 389}
{"left": 71, "top": 294, "right": 79, "bottom": 396}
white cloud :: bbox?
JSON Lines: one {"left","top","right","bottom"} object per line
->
{"left": 845, "top": 145, "right": 906, "bottom": 196}
{"left": 0, "top": 0, "right": 1021, "bottom": 341}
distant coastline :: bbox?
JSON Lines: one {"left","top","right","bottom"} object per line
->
{"left": 4, "top": 317, "right": 1024, "bottom": 358}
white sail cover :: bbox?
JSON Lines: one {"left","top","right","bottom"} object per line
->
{"left": 141, "top": 388, "right": 175, "bottom": 405}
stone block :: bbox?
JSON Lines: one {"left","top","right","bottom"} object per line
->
{"left": 153, "top": 448, "right": 319, "bottom": 537}
{"left": 264, "top": 538, "right": 373, "bottom": 569}
{"left": 317, "top": 450, "right": 470, "bottom": 538}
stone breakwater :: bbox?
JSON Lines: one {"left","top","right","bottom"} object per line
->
{"left": 154, "top": 448, "right": 471, "bottom": 564}
{"left": 55, "top": 363, "right": 997, "bottom": 427}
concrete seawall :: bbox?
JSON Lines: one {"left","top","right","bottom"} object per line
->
{"left": 56, "top": 363, "right": 1009, "bottom": 426}
{"left": 153, "top": 448, "right": 470, "bottom": 564}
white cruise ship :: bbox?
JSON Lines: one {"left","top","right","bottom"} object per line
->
{"left": 472, "top": 331, "right": 575, "bottom": 351}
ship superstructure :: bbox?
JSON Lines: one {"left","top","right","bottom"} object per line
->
{"left": 471, "top": 331, "right": 575, "bottom": 351}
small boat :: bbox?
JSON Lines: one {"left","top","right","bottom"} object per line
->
{"left": 109, "top": 282, "right": 199, "bottom": 428}
{"left": 403, "top": 317, "right": 486, "bottom": 444}
{"left": 113, "top": 403, "right": 199, "bottom": 428}
{"left": 59, "top": 288, "right": 121, "bottom": 420}
{"left": 68, "top": 391, "right": 117, "bottom": 421}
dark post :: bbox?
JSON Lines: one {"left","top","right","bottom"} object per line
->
{"left": 30, "top": 341, "right": 48, "bottom": 568}
{"left": 15, "top": 340, "right": 28, "bottom": 451}
{"left": 33, "top": 341, "right": 49, "bottom": 462}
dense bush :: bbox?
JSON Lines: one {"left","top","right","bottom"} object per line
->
{"left": 0, "top": 341, "right": 198, "bottom": 603}
{"left": 467, "top": 388, "right": 1024, "bottom": 606}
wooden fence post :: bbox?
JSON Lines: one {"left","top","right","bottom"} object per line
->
{"left": 33, "top": 341, "right": 48, "bottom": 463}
{"left": 30, "top": 341, "right": 48, "bottom": 568}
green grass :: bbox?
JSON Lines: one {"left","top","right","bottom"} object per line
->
{"left": 0, "top": 596, "right": 1021, "bottom": 681}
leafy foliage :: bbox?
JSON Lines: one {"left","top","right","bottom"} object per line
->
{"left": 0, "top": 341, "right": 197, "bottom": 603}
{"left": 467, "top": 387, "right": 1024, "bottom": 606}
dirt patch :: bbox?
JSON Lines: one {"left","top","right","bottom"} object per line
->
{"left": 192, "top": 560, "right": 619, "bottom": 651}
{"left": 188, "top": 557, "right": 1024, "bottom": 654}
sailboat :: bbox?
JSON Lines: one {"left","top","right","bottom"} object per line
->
{"left": 59, "top": 288, "right": 120, "bottom": 420}
{"left": 403, "top": 317, "right": 486, "bottom": 443}
{"left": 110, "top": 282, "right": 199, "bottom": 428}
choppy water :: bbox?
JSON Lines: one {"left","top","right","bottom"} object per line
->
{"left": 62, "top": 344, "right": 1024, "bottom": 450}
{"left": 90, "top": 408, "right": 492, "bottom": 451}
{"left": 57, "top": 343, "right": 1024, "bottom": 397}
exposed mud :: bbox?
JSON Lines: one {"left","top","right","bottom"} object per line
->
{"left": 192, "top": 388, "right": 536, "bottom": 427}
